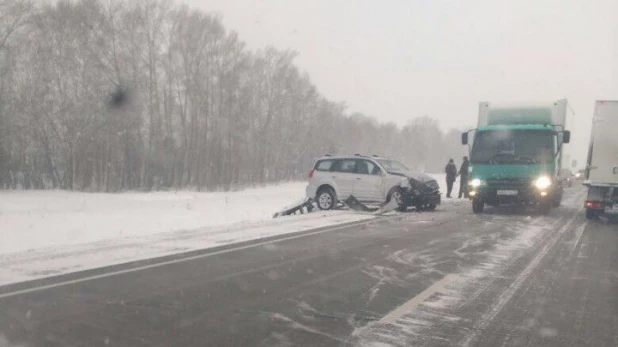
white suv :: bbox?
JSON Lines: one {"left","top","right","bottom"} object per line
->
{"left": 306, "top": 155, "right": 441, "bottom": 211}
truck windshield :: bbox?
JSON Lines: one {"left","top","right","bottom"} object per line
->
{"left": 471, "top": 130, "right": 555, "bottom": 164}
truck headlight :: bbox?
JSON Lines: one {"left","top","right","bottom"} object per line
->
{"left": 469, "top": 179, "right": 482, "bottom": 188}
{"left": 534, "top": 176, "right": 552, "bottom": 190}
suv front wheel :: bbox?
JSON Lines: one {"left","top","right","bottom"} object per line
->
{"left": 388, "top": 187, "right": 407, "bottom": 212}
{"left": 316, "top": 187, "right": 336, "bottom": 210}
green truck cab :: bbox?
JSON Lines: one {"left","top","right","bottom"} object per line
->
{"left": 462, "top": 100, "right": 571, "bottom": 214}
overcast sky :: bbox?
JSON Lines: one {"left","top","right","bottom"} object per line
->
{"left": 183, "top": 0, "right": 616, "bottom": 166}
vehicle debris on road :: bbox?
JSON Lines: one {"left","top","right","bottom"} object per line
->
{"left": 272, "top": 197, "right": 316, "bottom": 218}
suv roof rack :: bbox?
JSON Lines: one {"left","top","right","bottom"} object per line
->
{"left": 372, "top": 154, "right": 380, "bottom": 157}
{"left": 324, "top": 154, "right": 332, "bottom": 157}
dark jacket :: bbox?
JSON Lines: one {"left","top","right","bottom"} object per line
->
{"left": 459, "top": 160, "right": 469, "bottom": 178}
{"left": 445, "top": 163, "right": 457, "bottom": 182}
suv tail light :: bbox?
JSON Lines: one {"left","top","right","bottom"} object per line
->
{"left": 308, "top": 169, "right": 315, "bottom": 179}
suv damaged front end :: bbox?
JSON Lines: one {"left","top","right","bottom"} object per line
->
{"left": 395, "top": 174, "right": 441, "bottom": 211}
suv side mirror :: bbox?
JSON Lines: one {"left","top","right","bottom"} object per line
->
{"left": 461, "top": 132, "right": 468, "bottom": 145}
{"left": 563, "top": 131, "right": 571, "bottom": 144}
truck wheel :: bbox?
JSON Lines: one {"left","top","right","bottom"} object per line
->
{"left": 553, "top": 189, "right": 564, "bottom": 207}
{"left": 585, "top": 208, "right": 596, "bottom": 220}
{"left": 472, "top": 199, "right": 484, "bottom": 214}
{"left": 426, "top": 204, "right": 437, "bottom": 211}
{"left": 539, "top": 201, "right": 551, "bottom": 215}
{"left": 316, "top": 188, "right": 336, "bottom": 210}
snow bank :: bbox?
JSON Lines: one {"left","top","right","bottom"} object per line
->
{"left": 0, "top": 181, "right": 380, "bottom": 285}
{"left": 0, "top": 182, "right": 310, "bottom": 255}
{"left": 0, "top": 175, "right": 454, "bottom": 256}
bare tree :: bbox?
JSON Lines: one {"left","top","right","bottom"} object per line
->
{"left": 0, "top": 0, "right": 462, "bottom": 192}
{"left": 0, "top": 0, "right": 34, "bottom": 187}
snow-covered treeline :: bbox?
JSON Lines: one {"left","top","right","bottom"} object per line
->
{"left": 0, "top": 0, "right": 465, "bottom": 191}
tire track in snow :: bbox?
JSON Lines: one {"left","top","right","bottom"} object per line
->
{"left": 461, "top": 212, "right": 586, "bottom": 346}
{"left": 456, "top": 188, "right": 587, "bottom": 310}
{"left": 269, "top": 312, "right": 346, "bottom": 343}
{"left": 350, "top": 188, "right": 587, "bottom": 346}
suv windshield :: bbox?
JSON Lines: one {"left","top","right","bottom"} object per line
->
{"left": 376, "top": 159, "right": 409, "bottom": 173}
{"left": 470, "top": 130, "right": 555, "bottom": 164}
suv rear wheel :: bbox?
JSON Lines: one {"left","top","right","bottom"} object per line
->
{"left": 316, "top": 187, "right": 336, "bottom": 210}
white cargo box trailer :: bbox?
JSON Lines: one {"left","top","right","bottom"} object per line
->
{"left": 584, "top": 100, "right": 618, "bottom": 219}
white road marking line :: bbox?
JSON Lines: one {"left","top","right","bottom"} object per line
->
{"left": 569, "top": 220, "right": 588, "bottom": 258}
{"left": 379, "top": 274, "right": 458, "bottom": 325}
{"left": 0, "top": 217, "right": 388, "bottom": 300}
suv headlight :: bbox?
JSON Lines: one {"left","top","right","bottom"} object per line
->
{"left": 534, "top": 176, "right": 552, "bottom": 190}
{"left": 400, "top": 179, "right": 411, "bottom": 188}
{"left": 469, "top": 179, "right": 482, "bottom": 188}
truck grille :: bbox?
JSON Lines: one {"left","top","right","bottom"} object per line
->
{"left": 486, "top": 178, "right": 531, "bottom": 188}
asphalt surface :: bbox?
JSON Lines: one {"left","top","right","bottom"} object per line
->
{"left": 0, "top": 186, "right": 616, "bottom": 347}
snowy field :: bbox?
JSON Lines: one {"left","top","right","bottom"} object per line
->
{"left": 0, "top": 182, "right": 311, "bottom": 255}
{"left": 0, "top": 174, "right": 457, "bottom": 285}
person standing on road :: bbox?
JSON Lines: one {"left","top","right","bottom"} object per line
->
{"left": 458, "top": 156, "right": 470, "bottom": 198}
{"left": 445, "top": 159, "right": 457, "bottom": 198}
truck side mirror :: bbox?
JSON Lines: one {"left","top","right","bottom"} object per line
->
{"left": 563, "top": 131, "right": 571, "bottom": 144}
{"left": 461, "top": 132, "right": 468, "bottom": 145}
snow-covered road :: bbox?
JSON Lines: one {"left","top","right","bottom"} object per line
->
{"left": 1, "top": 186, "right": 611, "bottom": 347}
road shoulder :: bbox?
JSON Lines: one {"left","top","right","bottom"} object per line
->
{"left": 0, "top": 211, "right": 374, "bottom": 288}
